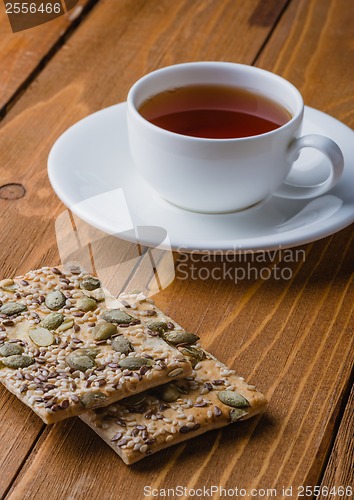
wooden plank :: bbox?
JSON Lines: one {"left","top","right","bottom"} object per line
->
{"left": 0, "top": 0, "right": 289, "bottom": 497}
{"left": 0, "top": 0, "right": 95, "bottom": 114}
{"left": 319, "top": 385, "right": 354, "bottom": 499}
{"left": 150, "top": 233, "right": 354, "bottom": 495}
{"left": 0, "top": 0, "right": 352, "bottom": 497}
{"left": 255, "top": 0, "right": 354, "bottom": 121}
{"left": 0, "top": 393, "right": 44, "bottom": 497}
{"left": 5, "top": 233, "right": 354, "bottom": 500}
{"left": 244, "top": 0, "right": 354, "bottom": 489}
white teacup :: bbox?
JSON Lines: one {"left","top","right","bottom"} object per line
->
{"left": 127, "top": 62, "right": 344, "bottom": 213}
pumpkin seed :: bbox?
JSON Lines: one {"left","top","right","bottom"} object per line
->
{"left": 29, "top": 327, "right": 54, "bottom": 347}
{"left": 81, "top": 276, "right": 101, "bottom": 291}
{"left": 67, "top": 354, "right": 96, "bottom": 371}
{"left": 42, "top": 312, "right": 65, "bottom": 330}
{"left": 0, "top": 342, "right": 23, "bottom": 357}
{"left": 89, "top": 288, "right": 105, "bottom": 302}
{"left": 76, "top": 297, "right": 97, "bottom": 312}
{"left": 2, "top": 355, "right": 34, "bottom": 368}
{"left": 0, "top": 302, "right": 27, "bottom": 316}
{"left": 157, "top": 383, "right": 180, "bottom": 402}
{"left": 180, "top": 346, "right": 205, "bottom": 361}
{"left": 45, "top": 291, "right": 66, "bottom": 311}
{"left": 175, "top": 380, "right": 189, "bottom": 394}
{"left": 163, "top": 331, "right": 199, "bottom": 345}
{"left": 230, "top": 408, "right": 248, "bottom": 422}
{"left": 93, "top": 322, "right": 117, "bottom": 341}
{"left": 147, "top": 321, "right": 168, "bottom": 335}
{"left": 217, "top": 391, "right": 250, "bottom": 408}
{"left": 102, "top": 309, "right": 135, "bottom": 324}
{"left": 111, "top": 335, "right": 133, "bottom": 355}
{"left": 118, "top": 357, "right": 152, "bottom": 371}
{"left": 66, "top": 350, "right": 97, "bottom": 371}
{"left": 120, "top": 393, "right": 146, "bottom": 406}
{"left": 80, "top": 391, "right": 108, "bottom": 409}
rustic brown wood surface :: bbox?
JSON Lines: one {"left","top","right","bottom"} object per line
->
{"left": 0, "top": 0, "right": 352, "bottom": 498}
{"left": 0, "top": 0, "right": 95, "bottom": 115}
{"left": 319, "top": 385, "right": 353, "bottom": 500}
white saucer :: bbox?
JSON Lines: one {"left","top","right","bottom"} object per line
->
{"left": 48, "top": 103, "right": 354, "bottom": 253}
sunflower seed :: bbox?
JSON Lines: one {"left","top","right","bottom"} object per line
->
{"left": 111, "top": 432, "right": 123, "bottom": 442}
{"left": 168, "top": 368, "right": 184, "bottom": 378}
{"left": 51, "top": 268, "right": 62, "bottom": 275}
{"left": 0, "top": 279, "right": 14, "bottom": 288}
{"left": 2, "top": 320, "right": 14, "bottom": 327}
{"left": 57, "top": 319, "right": 74, "bottom": 332}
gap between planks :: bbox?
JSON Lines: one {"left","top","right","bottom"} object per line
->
{"left": 251, "top": 0, "right": 293, "bottom": 66}
{"left": 315, "top": 366, "right": 354, "bottom": 497}
{"left": 2, "top": 424, "right": 47, "bottom": 499}
{"left": 0, "top": 0, "right": 102, "bottom": 121}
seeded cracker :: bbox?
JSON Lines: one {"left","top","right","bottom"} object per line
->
{"left": 80, "top": 292, "right": 268, "bottom": 464}
{"left": 0, "top": 267, "right": 193, "bottom": 424}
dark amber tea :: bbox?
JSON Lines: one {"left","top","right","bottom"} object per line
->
{"left": 138, "top": 84, "right": 291, "bottom": 139}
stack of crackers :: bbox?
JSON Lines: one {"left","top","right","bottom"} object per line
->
{"left": 0, "top": 266, "right": 267, "bottom": 464}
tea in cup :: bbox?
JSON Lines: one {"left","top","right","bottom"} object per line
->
{"left": 127, "top": 62, "right": 343, "bottom": 213}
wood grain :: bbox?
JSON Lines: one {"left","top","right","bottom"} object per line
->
{"left": 319, "top": 385, "right": 354, "bottom": 499}
{"left": 0, "top": 0, "right": 289, "bottom": 497}
{"left": 255, "top": 0, "right": 354, "bottom": 123}
{"left": 0, "top": 393, "right": 44, "bottom": 497}
{"left": 0, "top": 0, "right": 95, "bottom": 113}
{"left": 0, "top": 0, "right": 353, "bottom": 498}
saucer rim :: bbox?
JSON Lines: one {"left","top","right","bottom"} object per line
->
{"left": 48, "top": 103, "right": 354, "bottom": 254}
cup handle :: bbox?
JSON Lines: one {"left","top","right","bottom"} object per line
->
{"left": 275, "top": 134, "right": 344, "bottom": 199}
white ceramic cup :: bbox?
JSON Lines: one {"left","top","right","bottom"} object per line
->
{"left": 127, "top": 62, "right": 344, "bottom": 213}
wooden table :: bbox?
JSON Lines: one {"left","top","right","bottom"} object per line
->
{"left": 0, "top": 1, "right": 353, "bottom": 498}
